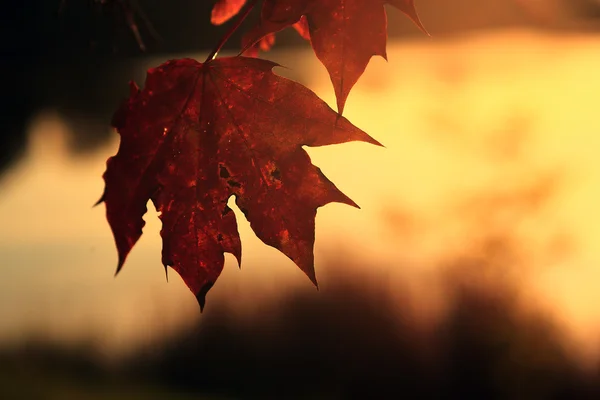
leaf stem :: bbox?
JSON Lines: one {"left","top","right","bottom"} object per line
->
{"left": 205, "top": 0, "right": 259, "bottom": 62}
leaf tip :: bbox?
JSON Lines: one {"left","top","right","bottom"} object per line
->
{"left": 414, "top": 20, "right": 430, "bottom": 37}
{"left": 336, "top": 100, "right": 346, "bottom": 116}
{"left": 114, "top": 258, "right": 125, "bottom": 277}
{"left": 114, "top": 240, "right": 133, "bottom": 277}
{"left": 232, "top": 250, "right": 242, "bottom": 269}
{"left": 299, "top": 257, "right": 319, "bottom": 288}
{"left": 368, "top": 136, "right": 385, "bottom": 148}
{"left": 307, "top": 271, "right": 319, "bottom": 289}
{"left": 93, "top": 192, "right": 105, "bottom": 207}
{"left": 128, "top": 80, "right": 140, "bottom": 96}
{"left": 337, "top": 191, "right": 360, "bottom": 210}
{"left": 196, "top": 281, "right": 215, "bottom": 312}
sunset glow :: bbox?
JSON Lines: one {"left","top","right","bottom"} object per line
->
{"left": 2, "top": 29, "right": 600, "bottom": 368}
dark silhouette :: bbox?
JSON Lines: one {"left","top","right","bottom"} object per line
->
{"left": 1, "top": 251, "right": 599, "bottom": 399}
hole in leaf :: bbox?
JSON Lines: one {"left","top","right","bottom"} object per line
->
{"left": 270, "top": 168, "right": 281, "bottom": 181}
{"left": 219, "top": 164, "right": 230, "bottom": 179}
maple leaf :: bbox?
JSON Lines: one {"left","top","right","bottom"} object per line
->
{"left": 211, "top": 0, "right": 248, "bottom": 25}
{"left": 242, "top": 32, "right": 276, "bottom": 58}
{"left": 242, "top": 17, "right": 310, "bottom": 57}
{"left": 243, "top": 0, "right": 428, "bottom": 114}
{"left": 99, "top": 56, "right": 380, "bottom": 309}
{"left": 210, "top": 0, "right": 310, "bottom": 58}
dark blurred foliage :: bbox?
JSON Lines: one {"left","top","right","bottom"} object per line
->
{"left": 1, "top": 0, "right": 212, "bottom": 177}
{"left": 1, "top": 253, "right": 599, "bottom": 399}
{"left": 574, "top": 0, "right": 600, "bottom": 19}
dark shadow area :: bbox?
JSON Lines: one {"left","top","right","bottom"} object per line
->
{"left": 573, "top": 0, "right": 600, "bottom": 20}
{"left": 1, "top": 0, "right": 224, "bottom": 178}
{"left": 0, "top": 58, "right": 136, "bottom": 178}
{"left": 0, "top": 55, "right": 136, "bottom": 178}
{"left": 1, "top": 251, "right": 599, "bottom": 399}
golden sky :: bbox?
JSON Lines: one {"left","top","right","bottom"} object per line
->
{"left": 2, "top": 29, "right": 600, "bottom": 366}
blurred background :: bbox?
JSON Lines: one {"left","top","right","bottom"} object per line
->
{"left": 3, "top": 0, "right": 600, "bottom": 398}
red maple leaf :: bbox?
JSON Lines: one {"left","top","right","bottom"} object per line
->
{"left": 242, "top": 17, "right": 310, "bottom": 57}
{"left": 242, "top": 32, "right": 276, "bottom": 57}
{"left": 210, "top": 0, "right": 310, "bottom": 58}
{"left": 98, "top": 57, "right": 380, "bottom": 309}
{"left": 243, "top": 0, "right": 428, "bottom": 113}
{"left": 211, "top": 0, "right": 248, "bottom": 25}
